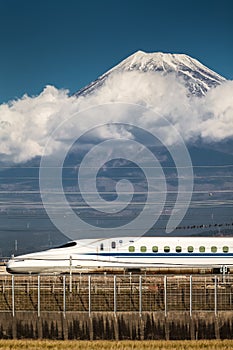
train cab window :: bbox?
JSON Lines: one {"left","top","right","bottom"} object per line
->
{"left": 56, "top": 242, "right": 77, "bottom": 248}
{"left": 164, "top": 246, "right": 170, "bottom": 253}
{"left": 199, "top": 246, "right": 205, "bottom": 253}
{"left": 111, "top": 241, "right": 116, "bottom": 249}
{"left": 223, "top": 246, "right": 229, "bottom": 253}
{"left": 129, "top": 246, "right": 135, "bottom": 252}
{"left": 176, "top": 246, "right": 182, "bottom": 253}
{"left": 140, "top": 246, "right": 147, "bottom": 253}
{"left": 211, "top": 246, "right": 217, "bottom": 253}
{"left": 100, "top": 243, "right": 104, "bottom": 251}
{"left": 152, "top": 246, "right": 158, "bottom": 253}
{"left": 187, "top": 246, "right": 194, "bottom": 253}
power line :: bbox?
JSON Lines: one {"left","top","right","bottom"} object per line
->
{"left": 1, "top": 164, "right": 233, "bottom": 169}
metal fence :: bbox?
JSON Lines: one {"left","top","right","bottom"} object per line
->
{"left": 1, "top": 274, "right": 233, "bottom": 316}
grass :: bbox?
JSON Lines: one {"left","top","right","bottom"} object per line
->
{"left": 0, "top": 340, "right": 233, "bottom": 350}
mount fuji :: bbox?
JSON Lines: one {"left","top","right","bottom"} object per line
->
{"left": 75, "top": 50, "right": 226, "bottom": 98}
{"left": 45, "top": 51, "right": 233, "bottom": 244}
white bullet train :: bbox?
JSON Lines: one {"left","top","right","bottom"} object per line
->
{"left": 6, "top": 236, "right": 233, "bottom": 274}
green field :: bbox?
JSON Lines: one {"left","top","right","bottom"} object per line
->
{"left": 0, "top": 340, "right": 233, "bottom": 350}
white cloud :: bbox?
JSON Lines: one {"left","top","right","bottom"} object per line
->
{"left": 0, "top": 72, "right": 233, "bottom": 163}
{"left": 197, "top": 81, "right": 233, "bottom": 141}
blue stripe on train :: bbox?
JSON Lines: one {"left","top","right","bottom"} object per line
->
{"left": 85, "top": 252, "right": 233, "bottom": 258}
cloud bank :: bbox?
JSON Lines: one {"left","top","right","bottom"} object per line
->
{"left": 0, "top": 71, "right": 233, "bottom": 163}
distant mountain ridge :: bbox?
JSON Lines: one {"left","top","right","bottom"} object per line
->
{"left": 75, "top": 50, "right": 226, "bottom": 98}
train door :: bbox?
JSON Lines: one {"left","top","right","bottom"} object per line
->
{"left": 96, "top": 242, "right": 104, "bottom": 261}
{"left": 96, "top": 241, "right": 111, "bottom": 261}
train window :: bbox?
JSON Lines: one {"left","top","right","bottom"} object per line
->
{"left": 211, "top": 246, "right": 217, "bottom": 253}
{"left": 152, "top": 246, "right": 158, "bottom": 253}
{"left": 199, "top": 246, "right": 205, "bottom": 253}
{"left": 129, "top": 246, "right": 135, "bottom": 252}
{"left": 223, "top": 246, "right": 229, "bottom": 253}
{"left": 111, "top": 241, "right": 116, "bottom": 249}
{"left": 164, "top": 246, "right": 170, "bottom": 253}
{"left": 140, "top": 246, "right": 147, "bottom": 252}
{"left": 176, "top": 246, "right": 182, "bottom": 253}
{"left": 187, "top": 246, "right": 194, "bottom": 253}
{"left": 100, "top": 243, "right": 104, "bottom": 251}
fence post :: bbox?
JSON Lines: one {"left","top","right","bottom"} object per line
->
{"left": 139, "top": 275, "right": 142, "bottom": 316}
{"left": 88, "top": 275, "right": 91, "bottom": 317}
{"left": 114, "top": 275, "right": 117, "bottom": 314}
{"left": 38, "top": 275, "right": 40, "bottom": 317}
{"left": 69, "top": 255, "right": 72, "bottom": 293}
{"left": 190, "top": 275, "right": 192, "bottom": 317}
{"left": 214, "top": 275, "right": 217, "bottom": 316}
{"left": 63, "top": 275, "right": 66, "bottom": 318}
{"left": 164, "top": 275, "right": 167, "bottom": 317}
{"left": 12, "top": 275, "right": 15, "bottom": 317}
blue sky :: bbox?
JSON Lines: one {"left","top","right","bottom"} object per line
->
{"left": 0, "top": 0, "right": 232, "bottom": 104}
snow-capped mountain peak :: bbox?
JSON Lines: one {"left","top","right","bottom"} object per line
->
{"left": 75, "top": 50, "right": 226, "bottom": 97}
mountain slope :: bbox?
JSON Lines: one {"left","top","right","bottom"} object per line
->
{"left": 75, "top": 51, "right": 226, "bottom": 98}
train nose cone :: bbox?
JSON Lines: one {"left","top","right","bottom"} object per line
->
{"left": 6, "top": 260, "right": 16, "bottom": 274}
{"left": 6, "top": 266, "right": 14, "bottom": 274}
